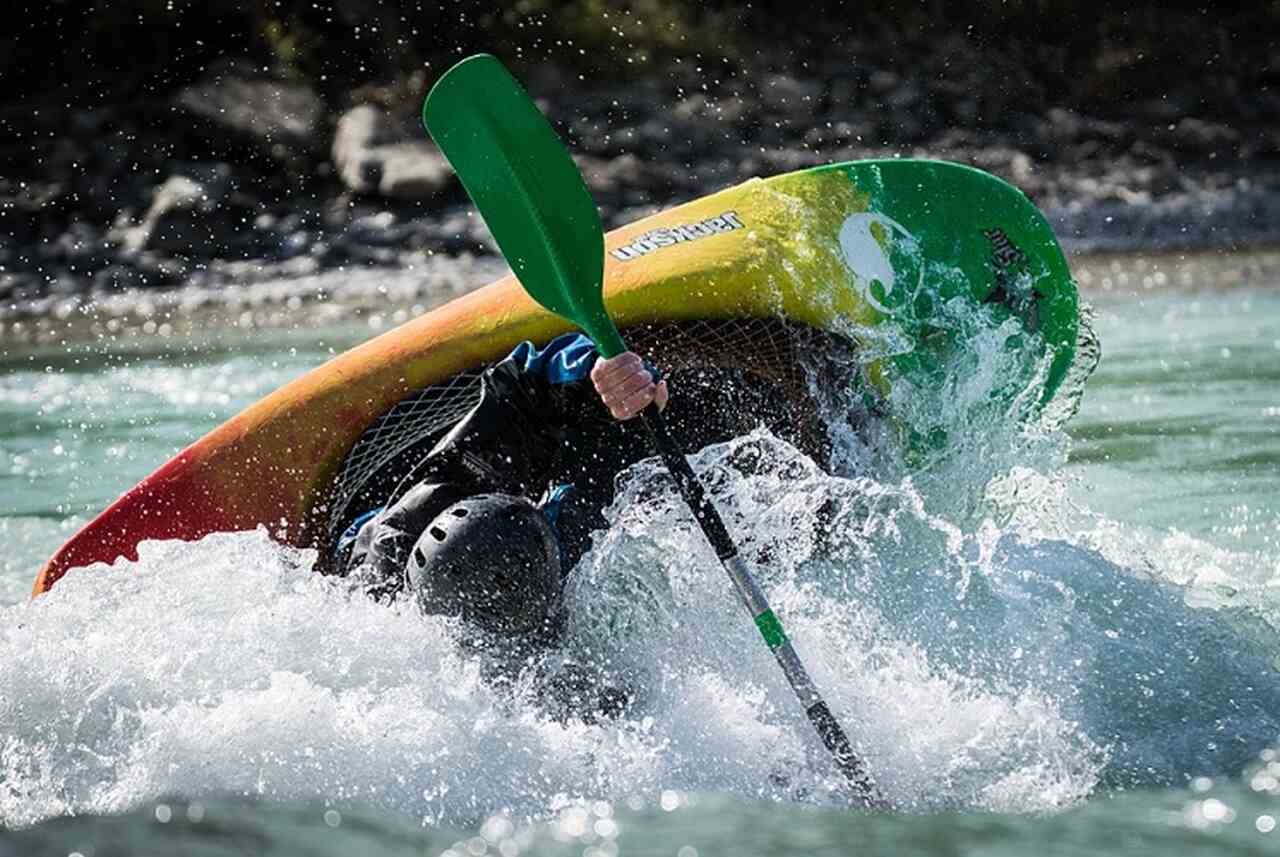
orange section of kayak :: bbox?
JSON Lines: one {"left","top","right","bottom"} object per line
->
{"left": 33, "top": 176, "right": 844, "bottom": 594}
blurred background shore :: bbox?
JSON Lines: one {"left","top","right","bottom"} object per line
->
{"left": 2, "top": 1, "right": 1276, "bottom": 336}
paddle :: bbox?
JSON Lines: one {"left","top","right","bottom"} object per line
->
{"left": 423, "top": 53, "right": 882, "bottom": 808}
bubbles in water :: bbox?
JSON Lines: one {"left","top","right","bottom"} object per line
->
{"left": 0, "top": 530, "right": 606, "bottom": 828}
{"left": 5, "top": 270, "right": 1278, "bottom": 831}
{"left": 0, "top": 433, "right": 1120, "bottom": 828}
{"left": 562, "top": 432, "right": 1107, "bottom": 813}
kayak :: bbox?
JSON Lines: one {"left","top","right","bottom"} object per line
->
{"left": 33, "top": 158, "right": 1079, "bottom": 595}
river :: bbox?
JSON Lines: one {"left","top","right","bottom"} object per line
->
{"left": 1, "top": 256, "right": 1277, "bottom": 855}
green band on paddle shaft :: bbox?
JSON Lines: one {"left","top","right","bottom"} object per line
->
{"left": 754, "top": 610, "right": 788, "bottom": 649}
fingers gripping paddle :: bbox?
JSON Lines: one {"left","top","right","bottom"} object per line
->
{"left": 423, "top": 54, "right": 882, "bottom": 808}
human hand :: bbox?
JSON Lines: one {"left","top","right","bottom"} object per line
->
{"left": 590, "top": 351, "right": 669, "bottom": 420}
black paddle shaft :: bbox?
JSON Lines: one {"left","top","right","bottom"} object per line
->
{"left": 639, "top": 404, "right": 883, "bottom": 807}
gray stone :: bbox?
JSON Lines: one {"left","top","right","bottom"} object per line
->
{"left": 111, "top": 170, "right": 248, "bottom": 258}
{"left": 0, "top": 273, "right": 19, "bottom": 301}
{"left": 577, "top": 153, "right": 645, "bottom": 196}
{"left": 347, "top": 210, "right": 418, "bottom": 248}
{"left": 174, "top": 62, "right": 323, "bottom": 156}
{"left": 803, "top": 119, "right": 873, "bottom": 149}
{"left": 1042, "top": 108, "right": 1086, "bottom": 142}
{"left": 1158, "top": 118, "right": 1241, "bottom": 154}
{"left": 868, "top": 70, "right": 900, "bottom": 97}
{"left": 672, "top": 93, "right": 711, "bottom": 121}
{"left": 886, "top": 80, "right": 925, "bottom": 112}
{"left": 92, "top": 263, "right": 157, "bottom": 292}
{"left": 282, "top": 230, "right": 314, "bottom": 258}
{"left": 51, "top": 222, "right": 106, "bottom": 268}
{"left": 426, "top": 206, "right": 499, "bottom": 254}
{"left": 760, "top": 74, "right": 821, "bottom": 118}
{"left": 951, "top": 98, "right": 980, "bottom": 126}
{"left": 114, "top": 175, "right": 212, "bottom": 253}
{"left": 331, "top": 105, "right": 453, "bottom": 200}
{"left": 825, "top": 73, "right": 871, "bottom": 113}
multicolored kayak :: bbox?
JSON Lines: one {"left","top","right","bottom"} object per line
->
{"left": 33, "top": 159, "right": 1078, "bottom": 595}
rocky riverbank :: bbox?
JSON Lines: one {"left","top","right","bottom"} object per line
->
{"left": 7, "top": 249, "right": 1279, "bottom": 350}
{"left": 4, "top": 44, "right": 1277, "bottom": 324}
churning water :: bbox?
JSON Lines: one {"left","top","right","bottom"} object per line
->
{"left": 1, "top": 272, "right": 1278, "bottom": 855}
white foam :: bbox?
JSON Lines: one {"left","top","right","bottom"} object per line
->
{"left": 1, "top": 531, "right": 604, "bottom": 827}
{"left": 6, "top": 283, "right": 1279, "bottom": 829}
{"left": 8, "top": 425, "right": 1280, "bottom": 829}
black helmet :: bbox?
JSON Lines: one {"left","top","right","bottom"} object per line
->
{"left": 406, "top": 493, "right": 562, "bottom": 636}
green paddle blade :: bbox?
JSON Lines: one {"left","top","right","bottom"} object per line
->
{"left": 423, "top": 54, "right": 627, "bottom": 357}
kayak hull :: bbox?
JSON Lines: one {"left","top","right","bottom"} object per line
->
{"left": 34, "top": 159, "right": 1077, "bottom": 594}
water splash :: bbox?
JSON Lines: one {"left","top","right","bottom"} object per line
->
{"left": 6, "top": 275, "right": 1280, "bottom": 831}
{"left": 566, "top": 430, "right": 1280, "bottom": 796}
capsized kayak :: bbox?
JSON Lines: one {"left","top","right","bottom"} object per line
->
{"left": 33, "top": 159, "right": 1078, "bottom": 594}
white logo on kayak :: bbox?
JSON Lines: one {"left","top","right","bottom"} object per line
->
{"left": 609, "top": 211, "right": 745, "bottom": 262}
{"left": 837, "top": 212, "right": 919, "bottom": 314}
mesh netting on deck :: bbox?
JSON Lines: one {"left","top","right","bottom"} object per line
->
{"left": 321, "top": 317, "right": 849, "bottom": 550}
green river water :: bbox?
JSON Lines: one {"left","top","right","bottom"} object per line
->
{"left": 1, "top": 270, "right": 1278, "bottom": 855}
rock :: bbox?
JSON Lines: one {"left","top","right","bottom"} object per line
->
{"left": 868, "top": 70, "right": 900, "bottom": 97}
{"left": 823, "top": 68, "right": 873, "bottom": 113}
{"left": 803, "top": 119, "right": 874, "bottom": 149}
{"left": 375, "top": 143, "right": 454, "bottom": 199}
{"left": 49, "top": 222, "right": 106, "bottom": 268}
{"left": 1122, "top": 95, "right": 1178, "bottom": 125}
{"left": 91, "top": 263, "right": 158, "bottom": 292}
{"left": 1040, "top": 108, "right": 1129, "bottom": 146}
{"left": 627, "top": 118, "right": 671, "bottom": 155}
{"left": 626, "top": 116, "right": 715, "bottom": 159}
{"left": 0, "top": 273, "right": 20, "bottom": 301}
{"left": 886, "top": 80, "right": 925, "bottom": 112}
{"left": 331, "top": 105, "right": 453, "bottom": 200}
{"left": 115, "top": 175, "right": 210, "bottom": 253}
{"left": 1041, "top": 108, "right": 1085, "bottom": 143}
{"left": 324, "top": 241, "right": 400, "bottom": 267}
{"left": 670, "top": 93, "right": 742, "bottom": 125}
{"left": 112, "top": 167, "right": 257, "bottom": 259}
{"left": 1249, "top": 127, "right": 1280, "bottom": 157}
{"left": 577, "top": 153, "right": 645, "bottom": 196}
{"left": 174, "top": 61, "right": 324, "bottom": 158}
{"left": 346, "top": 210, "right": 417, "bottom": 248}
{"left": 1233, "top": 91, "right": 1280, "bottom": 122}
{"left": 759, "top": 74, "right": 821, "bottom": 120}
{"left": 950, "top": 98, "right": 980, "bottom": 127}
{"left": 1155, "top": 117, "right": 1241, "bottom": 154}
{"left": 424, "top": 206, "right": 499, "bottom": 254}
{"left": 281, "top": 230, "right": 314, "bottom": 259}
{"left": 1128, "top": 140, "right": 1178, "bottom": 169}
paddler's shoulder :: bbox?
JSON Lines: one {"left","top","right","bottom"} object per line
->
{"left": 505, "top": 333, "right": 598, "bottom": 385}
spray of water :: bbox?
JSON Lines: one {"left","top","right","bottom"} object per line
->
{"left": 4, "top": 280, "right": 1278, "bottom": 830}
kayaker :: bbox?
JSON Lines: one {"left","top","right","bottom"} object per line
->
{"left": 334, "top": 333, "right": 668, "bottom": 650}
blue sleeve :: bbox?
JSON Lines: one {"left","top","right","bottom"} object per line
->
{"left": 506, "top": 333, "right": 599, "bottom": 385}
